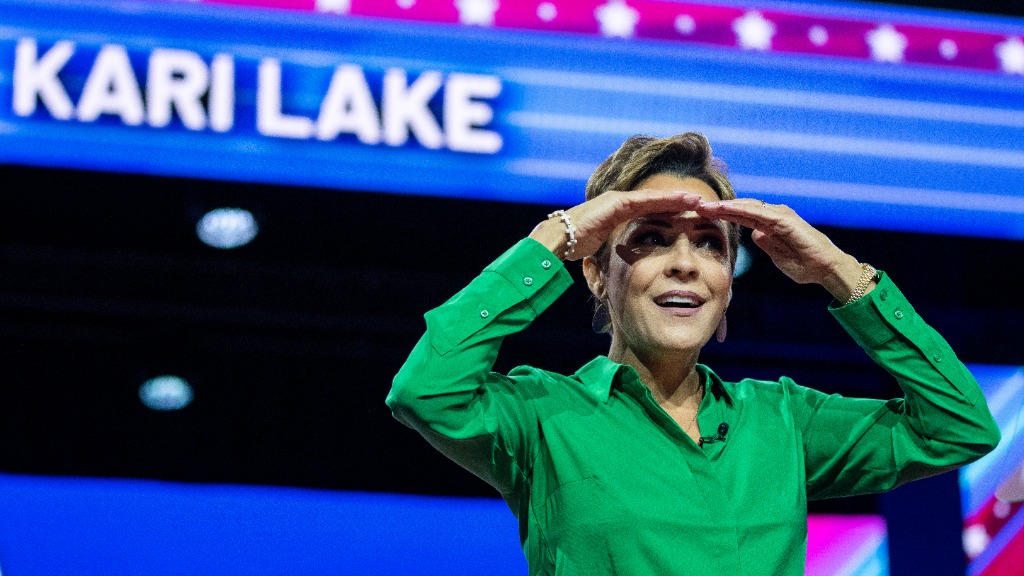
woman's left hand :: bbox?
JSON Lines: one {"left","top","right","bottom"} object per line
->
{"left": 696, "top": 199, "right": 864, "bottom": 300}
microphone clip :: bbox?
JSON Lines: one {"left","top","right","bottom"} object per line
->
{"left": 698, "top": 422, "right": 729, "bottom": 446}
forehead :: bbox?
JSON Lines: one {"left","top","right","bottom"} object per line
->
{"left": 633, "top": 173, "right": 719, "bottom": 203}
{"left": 627, "top": 174, "right": 722, "bottom": 230}
{"left": 628, "top": 212, "right": 724, "bottom": 235}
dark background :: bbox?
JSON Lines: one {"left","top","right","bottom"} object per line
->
{"left": 884, "top": 0, "right": 1019, "bottom": 17}
{"left": 1, "top": 163, "right": 1020, "bottom": 501}
{"left": 0, "top": 1, "right": 1022, "bottom": 573}
{"left": 878, "top": 0, "right": 1023, "bottom": 17}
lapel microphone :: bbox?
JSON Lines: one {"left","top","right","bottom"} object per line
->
{"left": 699, "top": 422, "right": 729, "bottom": 446}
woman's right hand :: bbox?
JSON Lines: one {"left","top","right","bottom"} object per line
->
{"left": 529, "top": 190, "right": 704, "bottom": 261}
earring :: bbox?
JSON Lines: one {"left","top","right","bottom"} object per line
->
{"left": 715, "top": 314, "right": 727, "bottom": 343}
{"left": 592, "top": 301, "right": 612, "bottom": 334}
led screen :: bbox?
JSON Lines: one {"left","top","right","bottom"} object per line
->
{"left": 2, "top": 0, "right": 1024, "bottom": 238}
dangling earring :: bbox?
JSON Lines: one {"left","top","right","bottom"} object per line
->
{"left": 592, "top": 300, "right": 612, "bottom": 334}
{"left": 715, "top": 314, "right": 727, "bottom": 343}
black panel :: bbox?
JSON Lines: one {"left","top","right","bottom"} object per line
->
{"left": 1, "top": 164, "right": 1021, "bottom": 518}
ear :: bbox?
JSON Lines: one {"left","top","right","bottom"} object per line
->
{"left": 582, "top": 256, "right": 605, "bottom": 300}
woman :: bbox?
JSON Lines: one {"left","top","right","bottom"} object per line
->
{"left": 387, "top": 133, "right": 1000, "bottom": 575}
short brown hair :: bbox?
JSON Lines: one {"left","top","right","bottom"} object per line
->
{"left": 586, "top": 132, "right": 740, "bottom": 268}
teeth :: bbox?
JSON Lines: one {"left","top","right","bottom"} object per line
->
{"left": 664, "top": 297, "right": 696, "bottom": 305}
{"left": 658, "top": 295, "right": 700, "bottom": 307}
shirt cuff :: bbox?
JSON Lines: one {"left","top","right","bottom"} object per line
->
{"left": 829, "top": 271, "right": 980, "bottom": 404}
{"left": 829, "top": 271, "right": 903, "bottom": 349}
{"left": 426, "top": 238, "right": 573, "bottom": 355}
{"left": 484, "top": 238, "right": 572, "bottom": 312}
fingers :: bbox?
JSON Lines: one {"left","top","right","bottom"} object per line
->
{"left": 551, "top": 189, "right": 707, "bottom": 261}
{"left": 695, "top": 198, "right": 787, "bottom": 232}
{"left": 614, "top": 189, "right": 705, "bottom": 218}
{"left": 586, "top": 189, "right": 706, "bottom": 234}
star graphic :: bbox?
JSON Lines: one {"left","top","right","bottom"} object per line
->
{"left": 732, "top": 11, "right": 775, "bottom": 51}
{"left": 939, "top": 39, "right": 958, "bottom": 60}
{"left": 674, "top": 14, "right": 696, "bottom": 36}
{"left": 996, "top": 37, "right": 1024, "bottom": 74}
{"left": 808, "top": 25, "right": 828, "bottom": 47}
{"left": 456, "top": 0, "right": 499, "bottom": 27}
{"left": 595, "top": 0, "right": 640, "bottom": 39}
{"left": 537, "top": 2, "right": 556, "bottom": 22}
{"left": 315, "top": 0, "right": 350, "bottom": 14}
{"left": 865, "top": 24, "right": 907, "bottom": 63}
{"left": 963, "top": 524, "right": 990, "bottom": 559}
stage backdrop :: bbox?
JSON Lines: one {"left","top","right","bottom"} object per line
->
{"left": 2, "top": 0, "right": 1024, "bottom": 239}
{"left": 3, "top": 1, "right": 1023, "bottom": 574}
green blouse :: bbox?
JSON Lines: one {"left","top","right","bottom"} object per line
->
{"left": 388, "top": 238, "right": 999, "bottom": 575}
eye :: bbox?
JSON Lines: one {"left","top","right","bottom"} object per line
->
{"left": 696, "top": 233, "right": 726, "bottom": 253}
{"left": 634, "top": 230, "right": 667, "bottom": 246}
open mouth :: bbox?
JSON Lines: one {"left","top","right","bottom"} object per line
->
{"left": 654, "top": 292, "right": 705, "bottom": 309}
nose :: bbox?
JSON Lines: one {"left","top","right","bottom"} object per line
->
{"left": 662, "top": 237, "right": 699, "bottom": 279}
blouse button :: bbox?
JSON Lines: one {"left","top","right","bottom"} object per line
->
{"left": 480, "top": 310, "right": 490, "bottom": 318}
{"left": 541, "top": 260, "right": 552, "bottom": 270}
{"left": 523, "top": 277, "right": 534, "bottom": 286}
{"left": 879, "top": 289, "right": 888, "bottom": 301}
{"left": 894, "top": 309, "right": 904, "bottom": 320}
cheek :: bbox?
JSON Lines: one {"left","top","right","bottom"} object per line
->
{"left": 702, "top": 254, "right": 732, "bottom": 282}
{"left": 713, "top": 271, "right": 733, "bottom": 302}
{"left": 603, "top": 260, "right": 637, "bottom": 310}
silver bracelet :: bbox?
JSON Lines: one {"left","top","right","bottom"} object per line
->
{"left": 547, "top": 210, "right": 577, "bottom": 259}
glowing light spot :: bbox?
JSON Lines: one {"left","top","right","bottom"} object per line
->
{"left": 734, "top": 243, "right": 753, "bottom": 278}
{"left": 139, "top": 375, "right": 194, "bottom": 411}
{"left": 197, "top": 207, "right": 258, "bottom": 249}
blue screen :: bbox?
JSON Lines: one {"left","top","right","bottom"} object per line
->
{"left": 2, "top": 0, "right": 1024, "bottom": 238}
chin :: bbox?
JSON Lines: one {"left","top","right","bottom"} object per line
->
{"left": 650, "top": 336, "right": 710, "bottom": 355}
